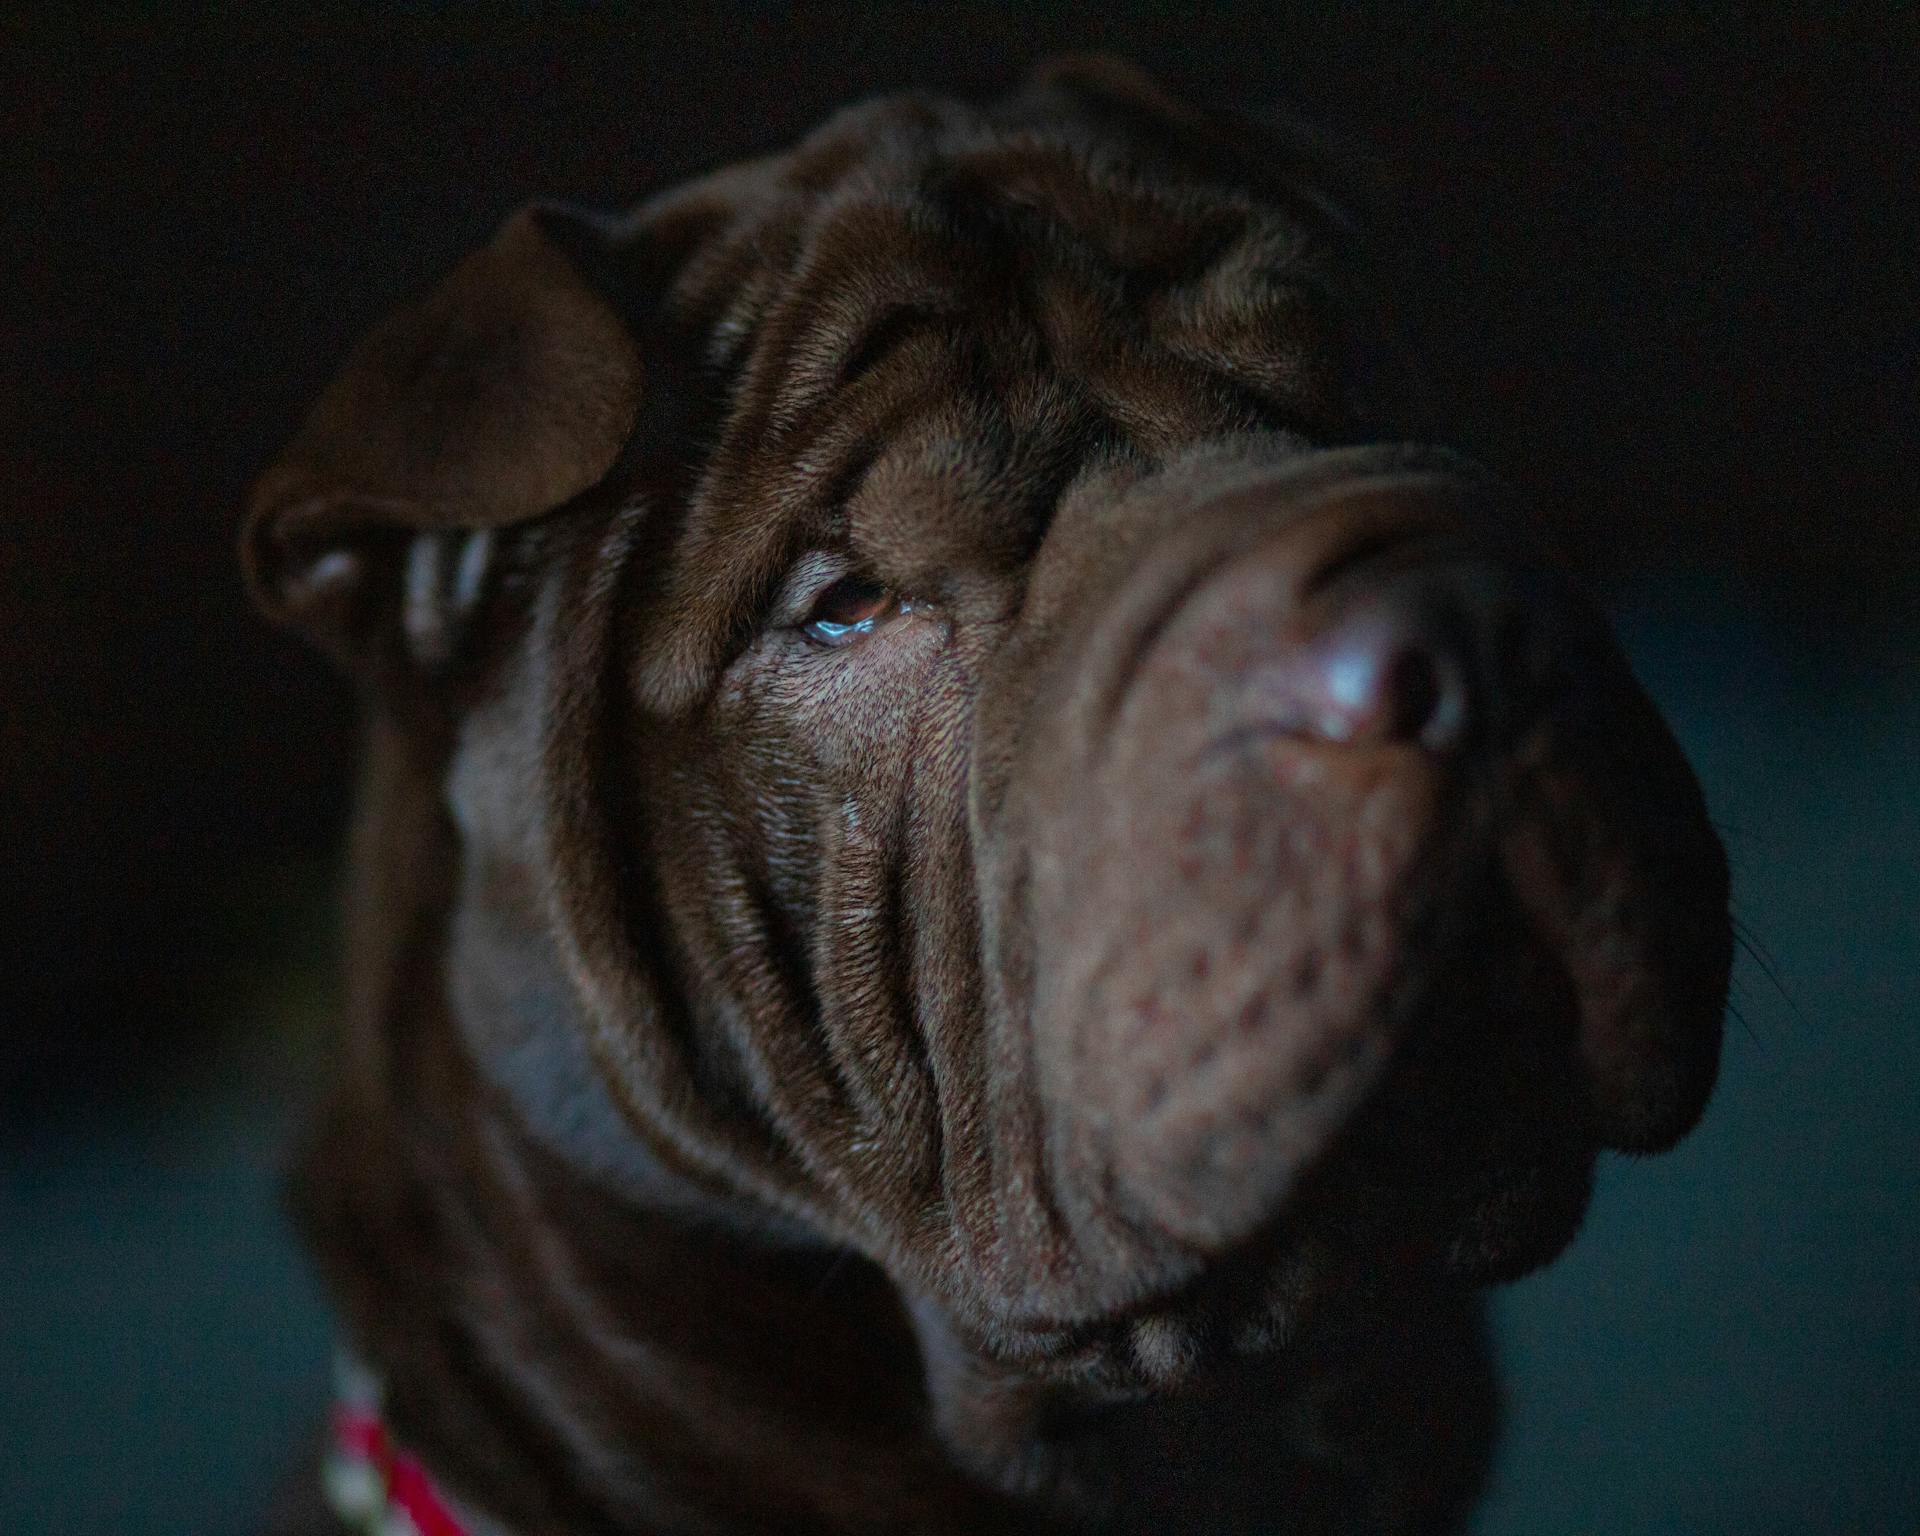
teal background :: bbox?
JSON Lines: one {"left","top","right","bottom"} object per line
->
{"left": 1475, "top": 583, "right": 1919, "bottom": 1535}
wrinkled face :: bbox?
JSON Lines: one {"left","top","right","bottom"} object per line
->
{"left": 532, "top": 91, "right": 1726, "bottom": 1364}
{"left": 254, "top": 63, "right": 1729, "bottom": 1394}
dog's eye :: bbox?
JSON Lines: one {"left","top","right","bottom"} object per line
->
{"left": 801, "top": 575, "right": 901, "bottom": 646}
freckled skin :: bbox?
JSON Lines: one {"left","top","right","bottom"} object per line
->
{"left": 246, "top": 57, "right": 1727, "bottom": 1536}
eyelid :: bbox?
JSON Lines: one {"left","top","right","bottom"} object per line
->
{"left": 768, "top": 552, "right": 857, "bottom": 627}
{"left": 808, "top": 574, "right": 892, "bottom": 623}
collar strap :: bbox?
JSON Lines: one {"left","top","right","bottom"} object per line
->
{"left": 323, "top": 1356, "right": 470, "bottom": 1536}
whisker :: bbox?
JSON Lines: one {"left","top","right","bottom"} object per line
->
{"left": 1725, "top": 996, "right": 1761, "bottom": 1050}
{"left": 1731, "top": 911, "right": 1811, "bottom": 1035}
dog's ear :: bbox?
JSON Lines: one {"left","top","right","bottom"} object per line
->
{"left": 243, "top": 205, "right": 641, "bottom": 672}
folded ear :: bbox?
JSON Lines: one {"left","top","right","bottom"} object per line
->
{"left": 243, "top": 205, "right": 642, "bottom": 671}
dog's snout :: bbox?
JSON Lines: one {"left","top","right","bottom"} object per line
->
{"left": 1005, "top": 448, "right": 1725, "bottom": 1291}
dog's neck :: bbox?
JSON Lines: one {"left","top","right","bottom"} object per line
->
{"left": 307, "top": 966, "right": 1494, "bottom": 1535}
{"left": 300, "top": 717, "right": 1019, "bottom": 1532}
{"left": 299, "top": 716, "right": 1492, "bottom": 1535}
{"left": 306, "top": 960, "right": 1035, "bottom": 1533}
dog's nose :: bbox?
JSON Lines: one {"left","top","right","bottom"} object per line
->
{"left": 1285, "top": 583, "right": 1475, "bottom": 750}
{"left": 1238, "top": 558, "right": 1570, "bottom": 754}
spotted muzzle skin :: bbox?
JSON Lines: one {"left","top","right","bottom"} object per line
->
{"left": 973, "top": 443, "right": 1729, "bottom": 1319}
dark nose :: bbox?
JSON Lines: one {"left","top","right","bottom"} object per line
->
{"left": 1247, "top": 559, "right": 1571, "bottom": 752}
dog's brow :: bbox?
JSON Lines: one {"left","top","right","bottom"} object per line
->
{"left": 837, "top": 301, "right": 958, "bottom": 387}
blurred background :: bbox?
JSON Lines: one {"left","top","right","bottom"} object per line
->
{"left": 1, "top": 7, "right": 1912, "bottom": 1533}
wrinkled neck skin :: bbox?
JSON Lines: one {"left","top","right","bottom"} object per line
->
{"left": 293, "top": 488, "right": 1495, "bottom": 1536}
{"left": 301, "top": 859, "right": 1492, "bottom": 1536}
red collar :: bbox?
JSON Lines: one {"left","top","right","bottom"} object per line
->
{"left": 323, "top": 1359, "right": 470, "bottom": 1536}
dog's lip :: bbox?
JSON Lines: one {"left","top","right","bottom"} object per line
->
{"left": 1333, "top": 1137, "right": 1599, "bottom": 1288}
{"left": 1287, "top": 1121, "right": 1599, "bottom": 1292}
{"left": 1437, "top": 1147, "right": 1598, "bottom": 1283}
{"left": 968, "top": 1115, "right": 1593, "bottom": 1369}
{"left": 1091, "top": 1132, "right": 1597, "bottom": 1365}
{"left": 1152, "top": 723, "right": 1694, "bottom": 1282}
{"left": 1290, "top": 862, "right": 1609, "bottom": 1283}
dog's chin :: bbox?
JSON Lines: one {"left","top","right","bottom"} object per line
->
{"left": 1322, "top": 879, "right": 1624, "bottom": 1279}
{"left": 1079, "top": 1143, "right": 1597, "bottom": 1387}
{"left": 1430, "top": 1146, "right": 1598, "bottom": 1284}
{"left": 1041, "top": 921, "right": 1619, "bottom": 1378}
{"left": 1237, "top": 1142, "right": 1597, "bottom": 1347}
{"left": 1181, "top": 975, "right": 1606, "bottom": 1353}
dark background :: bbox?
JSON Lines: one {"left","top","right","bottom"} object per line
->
{"left": 2, "top": 7, "right": 1914, "bottom": 1534}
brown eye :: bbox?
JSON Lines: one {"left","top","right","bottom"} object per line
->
{"left": 801, "top": 575, "right": 900, "bottom": 646}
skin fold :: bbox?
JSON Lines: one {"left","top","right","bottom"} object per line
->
{"left": 247, "top": 57, "right": 1729, "bottom": 1536}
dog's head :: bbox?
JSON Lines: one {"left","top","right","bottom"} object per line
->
{"left": 249, "top": 59, "right": 1726, "bottom": 1412}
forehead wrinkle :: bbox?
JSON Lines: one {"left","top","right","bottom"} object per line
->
{"left": 786, "top": 206, "right": 982, "bottom": 400}
{"left": 635, "top": 175, "right": 1016, "bottom": 711}
{"left": 847, "top": 377, "right": 1096, "bottom": 594}
{"left": 632, "top": 355, "right": 941, "bottom": 713}
{"left": 940, "top": 130, "right": 1260, "bottom": 280}
{"left": 627, "top": 95, "right": 1361, "bottom": 714}
{"left": 713, "top": 170, "right": 979, "bottom": 455}
{"left": 646, "top": 165, "right": 805, "bottom": 331}
{"left": 781, "top": 89, "right": 970, "bottom": 190}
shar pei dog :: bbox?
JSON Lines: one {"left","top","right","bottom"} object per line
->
{"left": 246, "top": 56, "right": 1728, "bottom": 1536}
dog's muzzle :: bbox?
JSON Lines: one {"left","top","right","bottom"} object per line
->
{"left": 987, "top": 445, "right": 1729, "bottom": 1306}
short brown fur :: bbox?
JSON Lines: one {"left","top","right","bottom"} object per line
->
{"left": 250, "top": 59, "right": 1727, "bottom": 1536}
